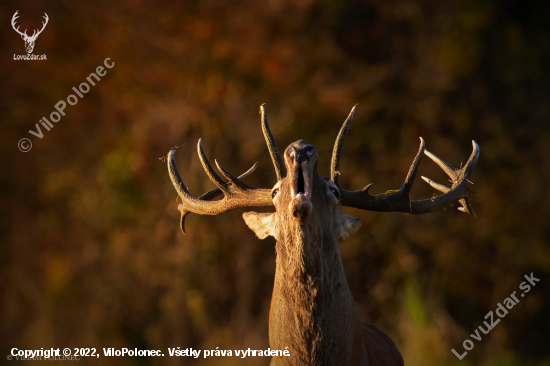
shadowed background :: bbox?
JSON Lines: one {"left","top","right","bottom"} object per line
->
{"left": 1, "top": 0, "right": 549, "bottom": 365}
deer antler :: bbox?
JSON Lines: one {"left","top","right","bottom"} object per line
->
{"left": 331, "top": 106, "right": 479, "bottom": 215}
{"left": 11, "top": 11, "right": 49, "bottom": 40}
{"left": 168, "top": 139, "right": 272, "bottom": 213}
{"left": 11, "top": 11, "right": 28, "bottom": 38}
{"left": 261, "top": 105, "right": 286, "bottom": 180}
{"left": 168, "top": 107, "right": 287, "bottom": 232}
{"left": 176, "top": 162, "right": 261, "bottom": 233}
{"left": 30, "top": 13, "right": 49, "bottom": 40}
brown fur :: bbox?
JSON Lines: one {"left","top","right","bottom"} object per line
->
{"left": 244, "top": 141, "right": 404, "bottom": 366}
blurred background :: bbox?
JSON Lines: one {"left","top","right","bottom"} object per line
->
{"left": 1, "top": 0, "right": 549, "bottom": 365}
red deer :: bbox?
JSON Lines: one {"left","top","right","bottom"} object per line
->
{"left": 166, "top": 105, "right": 479, "bottom": 366}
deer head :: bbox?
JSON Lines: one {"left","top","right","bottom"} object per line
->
{"left": 12, "top": 11, "right": 49, "bottom": 54}
{"left": 242, "top": 138, "right": 364, "bottom": 248}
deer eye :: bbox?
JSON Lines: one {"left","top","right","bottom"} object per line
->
{"left": 329, "top": 187, "right": 339, "bottom": 198}
{"left": 271, "top": 188, "right": 279, "bottom": 199}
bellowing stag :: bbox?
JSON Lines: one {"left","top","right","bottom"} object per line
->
{"left": 166, "top": 105, "right": 479, "bottom": 366}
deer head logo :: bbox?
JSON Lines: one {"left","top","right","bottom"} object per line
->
{"left": 11, "top": 11, "right": 49, "bottom": 54}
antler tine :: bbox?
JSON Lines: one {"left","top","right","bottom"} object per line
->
{"left": 260, "top": 105, "right": 286, "bottom": 181}
{"left": 197, "top": 162, "right": 258, "bottom": 201}
{"left": 11, "top": 11, "right": 27, "bottom": 37}
{"left": 356, "top": 137, "right": 424, "bottom": 203}
{"left": 11, "top": 11, "right": 19, "bottom": 25}
{"left": 331, "top": 104, "right": 357, "bottom": 185}
{"left": 215, "top": 159, "right": 249, "bottom": 190}
{"left": 421, "top": 176, "right": 450, "bottom": 193}
{"left": 36, "top": 13, "right": 49, "bottom": 36}
{"left": 168, "top": 149, "right": 200, "bottom": 205}
{"left": 399, "top": 137, "right": 425, "bottom": 197}
{"left": 463, "top": 141, "right": 480, "bottom": 177}
{"left": 424, "top": 150, "right": 458, "bottom": 181}
{"left": 458, "top": 198, "right": 476, "bottom": 217}
{"left": 197, "top": 139, "right": 229, "bottom": 193}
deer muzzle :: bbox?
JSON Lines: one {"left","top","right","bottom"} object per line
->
{"left": 285, "top": 141, "right": 318, "bottom": 219}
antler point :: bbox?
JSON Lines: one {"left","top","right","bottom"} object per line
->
{"left": 361, "top": 183, "right": 374, "bottom": 193}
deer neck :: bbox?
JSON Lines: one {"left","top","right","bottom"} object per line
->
{"left": 268, "top": 218, "right": 366, "bottom": 365}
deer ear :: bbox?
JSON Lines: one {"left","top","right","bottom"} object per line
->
{"left": 335, "top": 210, "right": 362, "bottom": 241}
{"left": 242, "top": 211, "right": 276, "bottom": 240}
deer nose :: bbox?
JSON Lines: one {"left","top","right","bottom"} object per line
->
{"left": 288, "top": 145, "right": 315, "bottom": 164}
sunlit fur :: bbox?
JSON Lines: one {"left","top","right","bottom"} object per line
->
{"left": 244, "top": 140, "right": 403, "bottom": 366}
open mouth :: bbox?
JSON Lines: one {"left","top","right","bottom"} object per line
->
{"left": 289, "top": 164, "right": 313, "bottom": 218}
{"left": 291, "top": 165, "right": 310, "bottom": 199}
{"left": 284, "top": 142, "right": 316, "bottom": 219}
{"left": 297, "top": 166, "right": 305, "bottom": 194}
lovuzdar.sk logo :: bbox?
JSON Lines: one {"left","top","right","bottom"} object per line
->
{"left": 12, "top": 10, "right": 48, "bottom": 61}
